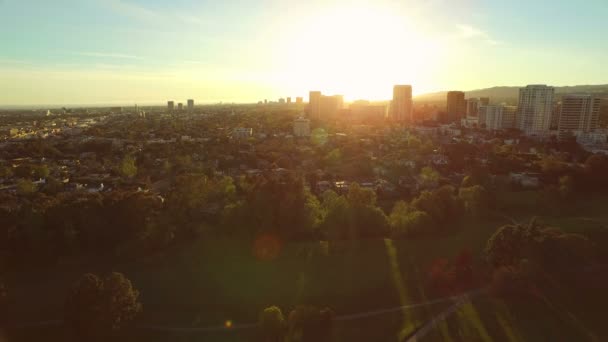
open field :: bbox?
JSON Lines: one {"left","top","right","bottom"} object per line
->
{"left": 5, "top": 193, "right": 608, "bottom": 341}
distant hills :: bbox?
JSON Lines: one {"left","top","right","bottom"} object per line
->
{"left": 415, "top": 84, "right": 608, "bottom": 105}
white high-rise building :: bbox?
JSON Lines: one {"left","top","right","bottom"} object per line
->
{"left": 391, "top": 85, "right": 413, "bottom": 122}
{"left": 479, "top": 105, "right": 504, "bottom": 130}
{"left": 517, "top": 85, "right": 555, "bottom": 135}
{"left": 558, "top": 95, "right": 600, "bottom": 132}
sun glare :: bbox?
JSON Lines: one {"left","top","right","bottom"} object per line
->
{"left": 281, "top": 5, "right": 442, "bottom": 101}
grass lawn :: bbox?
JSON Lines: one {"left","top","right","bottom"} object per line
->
{"left": 5, "top": 193, "right": 608, "bottom": 341}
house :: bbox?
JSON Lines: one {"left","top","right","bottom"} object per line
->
{"left": 510, "top": 172, "right": 541, "bottom": 189}
{"left": 315, "top": 181, "right": 332, "bottom": 194}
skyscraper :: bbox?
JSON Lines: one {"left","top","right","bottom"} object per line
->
{"left": 187, "top": 99, "right": 194, "bottom": 111}
{"left": 287, "top": 97, "right": 292, "bottom": 105}
{"left": 178, "top": 103, "right": 183, "bottom": 111}
{"left": 309, "top": 91, "right": 322, "bottom": 119}
{"left": 517, "top": 85, "right": 555, "bottom": 135}
{"left": 446, "top": 91, "right": 466, "bottom": 123}
{"left": 320, "top": 95, "right": 341, "bottom": 118}
{"left": 466, "top": 98, "right": 481, "bottom": 118}
{"left": 392, "top": 85, "right": 413, "bottom": 122}
{"left": 479, "top": 105, "right": 504, "bottom": 130}
{"left": 558, "top": 94, "right": 600, "bottom": 138}
{"left": 502, "top": 106, "right": 517, "bottom": 129}
{"left": 167, "top": 101, "right": 175, "bottom": 112}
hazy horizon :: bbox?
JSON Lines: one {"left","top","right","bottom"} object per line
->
{"left": 1, "top": 0, "right": 608, "bottom": 105}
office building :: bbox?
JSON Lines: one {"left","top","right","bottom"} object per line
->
{"left": 296, "top": 97, "right": 303, "bottom": 105}
{"left": 558, "top": 94, "right": 601, "bottom": 139}
{"left": 350, "top": 101, "right": 388, "bottom": 122}
{"left": 479, "top": 105, "right": 504, "bottom": 130}
{"left": 320, "top": 95, "right": 342, "bottom": 118}
{"left": 309, "top": 91, "right": 322, "bottom": 119}
{"left": 502, "top": 106, "right": 517, "bottom": 129}
{"left": 187, "top": 99, "right": 194, "bottom": 111}
{"left": 287, "top": 97, "right": 292, "bottom": 105}
{"left": 466, "top": 98, "right": 480, "bottom": 117}
{"left": 279, "top": 98, "right": 286, "bottom": 104}
{"left": 517, "top": 85, "right": 555, "bottom": 135}
{"left": 167, "top": 101, "right": 175, "bottom": 112}
{"left": 551, "top": 103, "right": 562, "bottom": 129}
{"left": 293, "top": 117, "right": 311, "bottom": 137}
{"left": 391, "top": 85, "right": 413, "bottom": 122}
{"left": 446, "top": 91, "right": 466, "bottom": 122}
{"left": 178, "top": 103, "right": 183, "bottom": 111}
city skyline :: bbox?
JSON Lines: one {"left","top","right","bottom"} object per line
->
{"left": 1, "top": 0, "right": 608, "bottom": 105}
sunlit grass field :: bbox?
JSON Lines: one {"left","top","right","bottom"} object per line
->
{"left": 5, "top": 193, "right": 608, "bottom": 341}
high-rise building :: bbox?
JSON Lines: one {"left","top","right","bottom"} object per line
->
{"left": 517, "top": 85, "right": 555, "bottom": 135}
{"left": 187, "top": 99, "right": 194, "bottom": 111}
{"left": 350, "top": 101, "right": 388, "bottom": 122}
{"left": 502, "top": 106, "right": 517, "bottom": 129}
{"left": 558, "top": 94, "right": 601, "bottom": 139}
{"left": 480, "top": 97, "right": 490, "bottom": 106}
{"left": 293, "top": 117, "right": 311, "bottom": 137}
{"left": 287, "top": 97, "right": 292, "bottom": 105}
{"left": 320, "top": 95, "right": 341, "bottom": 118}
{"left": 479, "top": 105, "right": 504, "bottom": 130}
{"left": 446, "top": 91, "right": 466, "bottom": 122}
{"left": 466, "top": 98, "right": 481, "bottom": 118}
{"left": 168, "top": 101, "right": 175, "bottom": 112}
{"left": 309, "top": 91, "right": 322, "bottom": 119}
{"left": 296, "top": 97, "right": 303, "bottom": 105}
{"left": 391, "top": 85, "right": 413, "bottom": 122}
{"left": 279, "top": 98, "right": 286, "bottom": 104}
{"left": 178, "top": 103, "right": 183, "bottom": 111}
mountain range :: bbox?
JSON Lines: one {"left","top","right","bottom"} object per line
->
{"left": 415, "top": 84, "right": 608, "bottom": 105}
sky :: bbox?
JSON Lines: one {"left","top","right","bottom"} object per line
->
{"left": 1, "top": 0, "right": 607, "bottom": 106}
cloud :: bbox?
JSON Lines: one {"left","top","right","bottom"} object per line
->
{"left": 73, "top": 51, "right": 142, "bottom": 60}
{"left": 455, "top": 24, "right": 501, "bottom": 45}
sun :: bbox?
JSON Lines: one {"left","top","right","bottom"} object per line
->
{"left": 279, "top": 5, "right": 442, "bottom": 101}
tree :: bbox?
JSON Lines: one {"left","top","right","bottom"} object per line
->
{"left": 458, "top": 185, "right": 489, "bottom": 218}
{"left": 584, "top": 154, "right": 608, "bottom": 190}
{"left": 32, "top": 164, "right": 50, "bottom": 179}
{"left": 558, "top": 175, "right": 575, "bottom": 200}
{"left": 419, "top": 166, "right": 439, "bottom": 189}
{"left": 390, "top": 201, "right": 433, "bottom": 238}
{"left": 287, "top": 306, "right": 334, "bottom": 342}
{"left": 16, "top": 178, "right": 37, "bottom": 195}
{"left": 258, "top": 306, "right": 286, "bottom": 342}
{"left": 411, "top": 186, "right": 464, "bottom": 229}
{"left": 346, "top": 182, "right": 376, "bottom": 207}
{"left": 65, "top": 272, "right": 142, "bottom": 340}
{"left": 119, "top": 155, "right": 138, "bottom": 179}
{"left": 484, "top": 219, "right": 594, "bottom": 270}
{"left": 0, "top": 165, "right": 13, "bottom": 179}
{"left": 13, "top": 164, "right": 33, "bottom": 178}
